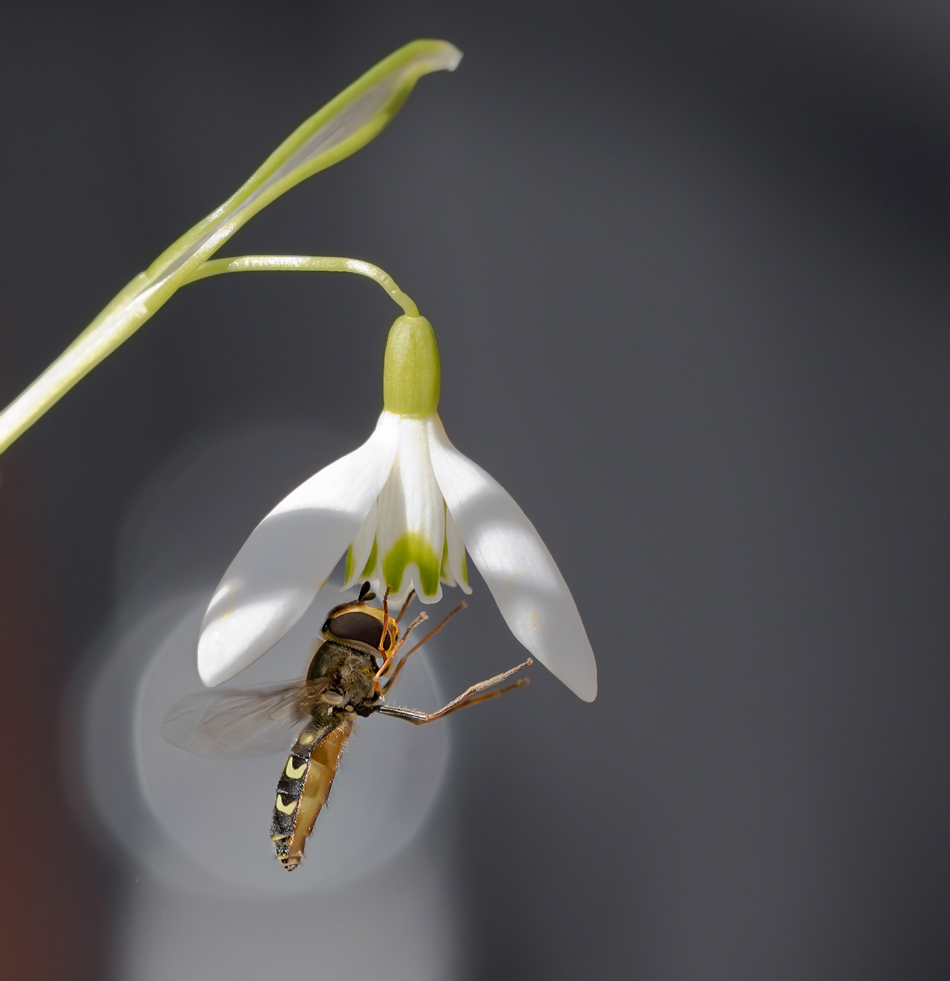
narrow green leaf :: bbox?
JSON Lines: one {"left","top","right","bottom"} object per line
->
{"left": 0, "top": 39, "right": 461, "bottom": 454}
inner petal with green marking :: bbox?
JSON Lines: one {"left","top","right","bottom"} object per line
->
{"left": 372, "top": 414, "right": 446, "bottom": 604}
{"left": 381, "top": 531, "right": 443, "bottom": 598}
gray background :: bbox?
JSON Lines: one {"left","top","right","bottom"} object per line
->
{"left": 1, "top": 1, "right": 949, "bottom": 978}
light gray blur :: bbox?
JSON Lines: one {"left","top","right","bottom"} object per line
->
{"left": 76, "top": 423, "right": 456, "bottom": 977}
{"left": 1, "top": 2, "right": 949, "bottom": 979}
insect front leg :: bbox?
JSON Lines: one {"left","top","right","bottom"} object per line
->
{"left": 376, "top": 658, "right": 532, "bottom": 724}
{"left": 373, "top": 587, "right": 396, "bottom": 693}
{"left": 395, "top": 589, "right": 416, "bottom": 623}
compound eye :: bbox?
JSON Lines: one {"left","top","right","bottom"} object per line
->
{"left": 328, "top": 611, "right": 385, "bottom": 648}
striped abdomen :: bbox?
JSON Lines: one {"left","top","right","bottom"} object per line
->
{"left": 270, "top": 716, "right": 353, "bottom": 871}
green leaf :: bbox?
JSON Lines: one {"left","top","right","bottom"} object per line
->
{"left": 0, "top": 39, "right": 461, "bottom": 454}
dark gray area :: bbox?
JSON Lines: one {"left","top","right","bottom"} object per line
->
{"left": 1, "top": 1, "right": 949, "bottom": 978}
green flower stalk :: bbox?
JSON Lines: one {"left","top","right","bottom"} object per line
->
{"left": 0, "top": 39, "right": 459, "bottom": 454}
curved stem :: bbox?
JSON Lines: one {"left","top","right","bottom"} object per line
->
{"left": 0, "top": 39, "right": 459, "bottom": 456}
{"left": 190, "top": 256, "right": 419, "bottom": 317}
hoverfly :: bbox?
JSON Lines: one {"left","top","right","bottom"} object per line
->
{"left": 162, "top": 582, "right": 531, "bottom": 871}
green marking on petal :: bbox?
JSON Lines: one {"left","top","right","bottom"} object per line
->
{"left": 460, "top": 550, "right": 469, "bottom": 587}
{"left": 440, "top": 534, "right": 451, "bottom": 582}
{"left": 360, "top": 539, "right": 378, "bottom": 579}
{"left": 382, "top": 532, "right": 441, "bottom": 597}
{"left": 344, "top": 545, "right": 356, "bottom": 583}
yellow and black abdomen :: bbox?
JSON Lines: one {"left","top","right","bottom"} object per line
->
{"left": 270, "top": 716, "right": 354, "bottom": 871}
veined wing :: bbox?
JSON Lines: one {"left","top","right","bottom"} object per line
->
{"left": 161, "top": 678, "right": 328, "bottom": 759}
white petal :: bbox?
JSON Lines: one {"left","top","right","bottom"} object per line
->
{"left": 444, "top": 507, "right": 472, "bottom": 594}
{"left": 343, "top": 501, "right": 378, "bottom": 589}
{"left": 427, "top": 417, "right": 597, "bottom": 701}
{"left": 198, "top": 412, "right": 399, "bottom": 686}
{"left": 376, "top": 417, "right": 445, "bottom": 605}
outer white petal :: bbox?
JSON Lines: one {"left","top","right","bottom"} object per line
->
{"left": 376, "top": 417, "right": 445, "bottom": 605}
{"left": 444, "top": 507, "right": 472, "bottom": 594}
{"left": 198, "top": 412, "right": 399, "bottom": 687}
{"left": 343, "top": 501, "right": 378, "bottom": 589}
{"left": 427, "top": 417, "right": 597, "bottom": 701}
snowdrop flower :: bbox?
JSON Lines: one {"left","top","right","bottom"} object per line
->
{"left": 198, "top": 315, "right": 597, "bottom": 701}
{"left": 0, "top": 37, "right": 596, "bottom": 700}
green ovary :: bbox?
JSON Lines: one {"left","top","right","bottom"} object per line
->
{"left": 382, "top": 532, "right": 442, "bottom": 596}
{"left": 382, "top": 316, "right": 440, "bottom": 416}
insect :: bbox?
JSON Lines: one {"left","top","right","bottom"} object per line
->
{"left": 162, "top": 582, "right": 531, "bottom": 870}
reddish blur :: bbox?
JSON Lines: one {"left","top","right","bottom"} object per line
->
{"left": 0, "top": 381, "right": 105, "bottom": 979}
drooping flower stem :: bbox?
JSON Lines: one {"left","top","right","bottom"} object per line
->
{"left": 190, "top": 255, "right": 419, "bottom": 318}
{"left": 192, "top": 252, "right": 442, "bottom": 417}
{"left": 0, "top": 39, "right": 460, "bottom": 456}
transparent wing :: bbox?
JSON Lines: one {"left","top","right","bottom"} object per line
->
{"left": 161, "top": 678, "right": 328, "bottom": 760}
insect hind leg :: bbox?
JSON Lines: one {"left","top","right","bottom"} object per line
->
{"left": 376, "top": 658, "right": 532, "bottom": 725}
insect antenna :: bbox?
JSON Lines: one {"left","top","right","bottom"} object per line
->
{"left": 384, "top": 601, "right": 466, "bottom": 693}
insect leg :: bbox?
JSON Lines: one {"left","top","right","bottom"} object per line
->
{"left": 378, "top": 585, "right": 392, "bottom": 652}
{"left": 379, "top": 612, "right": 429, "bottom": 679}
{"left": 395, "top": 589, "right": 416, "bottom": 623}
{"left": 377, "top": 658, "right": 532, "bottom": 724}
{"left": 373, "top": 587, "right": 396, "bottom": 693}
{"left": 383, "top": 602, "right": 466, "bottom": 693}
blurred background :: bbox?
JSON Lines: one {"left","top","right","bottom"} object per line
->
{"left": 1, "top": 1, "right": 949, "bottom": 978}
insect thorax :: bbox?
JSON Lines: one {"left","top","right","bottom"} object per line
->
{"left": 305, "top": 640, "right": 378, "bottom": 715}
